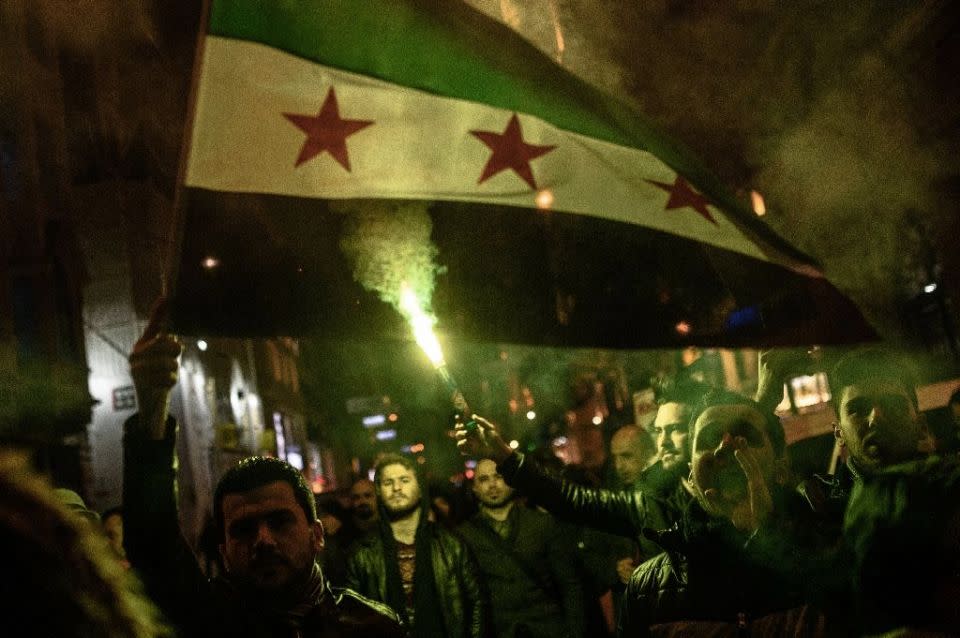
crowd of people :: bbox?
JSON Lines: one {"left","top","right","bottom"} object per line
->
{"left": 3, "top": 302, "right": 960, "bottom": 638}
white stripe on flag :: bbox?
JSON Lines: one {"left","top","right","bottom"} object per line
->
{"left": 186, "top": 36, "right": 766, "bottom": 260}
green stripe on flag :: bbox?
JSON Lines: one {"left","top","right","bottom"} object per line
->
{"left": 205, "top": 0, "right": 813, "bottom": 268}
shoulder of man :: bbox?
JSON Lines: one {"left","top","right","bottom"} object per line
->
{"left": 326, "top": 586, "right": 406, "bottom": 635}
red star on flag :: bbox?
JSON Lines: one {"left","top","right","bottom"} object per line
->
{"left": 647, "top": 175, "right": 717, "bottom": 224}
{"left": 471, "top": 114, "right": 556, "bottom": 190}
{"left": 283, "top": 88, "right": 373, "bottom": 171}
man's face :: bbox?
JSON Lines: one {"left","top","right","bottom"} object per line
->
{"left": 218, "top": 481, "right": 322, "bottom": 592}
{"left": 472, "top": 459, "right": 514, "bottom": 508}
{"left": 610, "top": 428, "right": 649, "bottom": 486}
{"left": 690, "top": 404, "right": 778, "bottom": 524}
{"left": 350, "top": 479, "right": 378, "bottom": 521}
{"left": 378, "top": 464, "right": 421, "bottom": 517}
{"left": 653, "top": 402, "right": 692, "bottom": 471}
{"left": 836, "top": 379, "right": 926, "bottom": 473}
{"left": 102, "top": 513, "right": 125, "bottom": 560}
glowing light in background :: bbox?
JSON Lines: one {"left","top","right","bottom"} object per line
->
{"left": 547, "top": 0, "right": 565, "bottom": 63}
{"left": 197, "top": 339, "right": 208, "bottom": 351}
{"left": 536, "top": 189, "right": 554, "bottom": 210}
{"left": 509, "top": 439, "right": 520, "bottom": 449}
{"left": 591, "top": 414, "right": 603, "bottom": 425}
{"left": 526, "top": 410, "right": 537, "bottom": 420}
{"left": 751, "top": 190, "right": 766, "bottom": 216}
{"left": 675, "top": 321, "right": 692, "bottom": 336}
{"left": 201, "top": 256, "right": 220, "bottom": 269}
{"left": 375, "top": 429, "right": 397, "bottom": 441}
{"left": 362, "top": 414, "right": 386, "bottom": 427}
{"left": 924, "top": 283, "right": 937, "bottom": 293}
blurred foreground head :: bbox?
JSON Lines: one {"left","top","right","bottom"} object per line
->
{"left": 0, "top": 450, "right": 169, "bottom": 637}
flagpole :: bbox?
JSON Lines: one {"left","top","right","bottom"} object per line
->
{"left": 162, "top": 0, "right": 213, "bottom": 319}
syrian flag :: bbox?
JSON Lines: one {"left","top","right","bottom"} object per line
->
{"left": 169, "top": 0, "right": 875, "bottom": 347}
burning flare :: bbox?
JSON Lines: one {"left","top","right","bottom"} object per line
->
{"left": 399, "top": 283, "right": 446, "bottom": 368}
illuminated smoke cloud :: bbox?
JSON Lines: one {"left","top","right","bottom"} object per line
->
{"left": 336, "top": 200, "right": 445, "bottom": 318}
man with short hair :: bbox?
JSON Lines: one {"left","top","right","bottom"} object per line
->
{"left": 609, "top": 425, "right": 654, "bottom": 489}
{"left": 346, "top": 453, "right": 488, "bottom": 638}
{"left": 348, "top": 478, "right": 379, "bottom": 535}
{"left": 620, "top": 390, "right": 835, "bottom": 633}
{"left": 801, "top": 348, "right": 934, "bottom": 524}
{"left": 453, "top": 381, "right": 706, "bottom": 567}
{"left": 123, "top": 301, "right": 404, "bottom": 637}
{"left": 457, "top": 458, "right": 586, "bottom": 638}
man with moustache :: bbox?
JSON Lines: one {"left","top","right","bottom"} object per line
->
{"left": 346, "top": 453, "right": 488, "bottom": 638}
{"left": 457, "top": 390, "right": 834, "bottom": 634}
{"left": 454, "top": 381, "right": 707, "bottom": 566}
{"left": 457, "top": 458, "right": 586, "bottom": 638}
{"left": 122, "top": 301, "right": 404, "bottom": 638}
{"left": 619, "top": 389, "right": 834, "bottom": 634}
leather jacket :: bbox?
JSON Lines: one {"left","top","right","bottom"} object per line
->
{"left": 496, "top": 452, "right": 690, "bottom": 552}
{"left": 346, "top": 525, "right": 488, "bottom": 638}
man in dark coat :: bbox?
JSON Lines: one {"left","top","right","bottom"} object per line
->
{"left": 123, "top": 301, "right": 405, "bottom": 638}
{"left": 457, "top": 458, "right": 586, "bottom": 638}
{"left": 346, "top": 453, "right": 488, "bottom": 638}
{"left": 619, "top": 390, "right": 836, "bottom": 635}
{"left": 794, "top": 348, "right": 935, "bottom": 532}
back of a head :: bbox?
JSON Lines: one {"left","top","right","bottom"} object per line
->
{"left": 215, "top": 456, "right": 317, "bottom": 541}
{"left": 844, "top": 456, "right": 960, "bottom": 634}
{"left": 0, "top": 450, "right": 169, "bottom": 637}
{"left": 829, "top": 348, "right": 919, "bottom": 414}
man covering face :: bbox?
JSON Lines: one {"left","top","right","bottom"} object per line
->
{"left": 688, "top": 395, "right": 784, "bottom": 533}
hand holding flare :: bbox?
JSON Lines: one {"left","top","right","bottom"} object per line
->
{"left": 398, "top": 283, "right": 477, "bottom": 432}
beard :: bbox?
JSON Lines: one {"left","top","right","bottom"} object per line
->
{"left": 383, "top": 495, "right": 420, "bottom": 520}
{"left": 478, "top": 490, "right": 515, "bottom": 509}
{"left": 354, "top": 504, "right": 374, "bottom": 520}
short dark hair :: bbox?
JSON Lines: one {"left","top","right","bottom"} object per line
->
{"left": 658, "top": 379, "right": 712, "bottom": 408}
{"left": 214, "top": 457, "right": 316, "bottom": 541}
{"left": 829, "top": 348, "right": 919, "bottom": 415}
{"left": 688, "top": 389, "right": 786, "bottom": 457}
{"left": 374, "top": 453, "right": 418, "bottom": 487}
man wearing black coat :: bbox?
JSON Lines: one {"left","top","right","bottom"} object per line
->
{"left": 457, "top": 458, "right": 586, "bottom": 638}
{"left": 346, "top": 453, "right": 488, "bottom": 638}
{"left": 123, "top": 301, "right": 405, "bottom": 638}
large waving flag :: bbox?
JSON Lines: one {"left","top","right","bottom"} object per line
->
{"left": 168, "top": 0, "right": 875, "bottom": 347}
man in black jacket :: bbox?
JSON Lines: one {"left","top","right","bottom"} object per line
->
{"left": 123, "top": 301, "right": 404, "bottom": 638}
{"left": 619, "top": 390, "right": 836, "bottom": 634}
{"left": 457, "top": 458, "right": 586, "bottom": 638}
{"left": 346, "top": 453, "right": 488, "bottom": 638}
{"left": 790, "top": 348, "right": 935, "bottom": 530}
{"left": 453, "top": 382, "right": 705, "bottom": 562}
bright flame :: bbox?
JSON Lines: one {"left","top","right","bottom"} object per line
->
{"left": 750, "top": 190, "right": 766, "bottom": 216}
{"left": 400, "top": 283, "right": 446, "bottom": 367}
